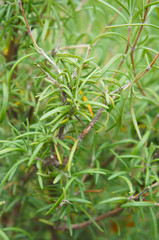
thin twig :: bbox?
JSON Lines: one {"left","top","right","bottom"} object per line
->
{"left": 37, "top": 64, "right": 60, "bottom": 87}
{"left": 129, "top": 182, "right": 159, "bottom": 200}
{"left": 18, "top": 0, "right": 61, "bottom": 74}
{"left": 134, "top": 52, "right": 159, "bottom": 84}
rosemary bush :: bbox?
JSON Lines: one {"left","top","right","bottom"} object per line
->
{"left": 0, "top": 0, "right": 159, "bottom": 239}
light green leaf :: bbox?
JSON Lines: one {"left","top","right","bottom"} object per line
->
{"left": 132, "top": 131, "right": 150, "bottom": 155}
{"left": 0, "top": 230, "right": 9, "bottom": 240}
{"left": 67, "top": 198, "right": 91, "bottom": 204}
{"left": 99, "top": 197, "right": 127, "bottom": 205}
{"left": 0, "top": 147, "right": 25, "bottom": 156}
{"left": 28, "top": 142, "right": 44, "bottom": 166}
{"left": 40, "top": 105, "right": 70, "bottom": 121}
{"left": 53, "top": 172, "right": 63, "bottom": 184}
{"left": 121, "top": 201, "right": 157, "bottom": 207}
{"left": 119, "top": 176, "right": 134, "bottom": 195}
{"left": 97, "top": 0, "right": 128, "bottom": 23}
{"left": 42, "top": 19, "right": 49, "bottom": 40}
{"left": 0, "top": 83, "right": 8, "bottom": 122}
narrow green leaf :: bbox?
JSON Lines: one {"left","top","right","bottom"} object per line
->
{"left": 132, "top": 131, "right": 150, "bottom": 155}
{"left": 119, "top": 176, "right": 134, "bottom": 195}
{"left": 97, "top": 0, "right": 128, "bottom": 23}
{"left": 73, "top": 169, "right": 106, "bottom": 176}
{"left": 150, "top": 208, "right": 158, "bottom": 240}
{"left": 0, "top": 82, "right": 8, "bottom": 122}
{"left": 0, "top": 230, "right": 9, "bottom": 240}
{"left": 3, "top": 227, "right": 33, "bottom": 240}
{"left": 53, "top": 172, "right": 63, "bottom": 184}
{"left": 121, "top": 201, "right": 157, "bottom": 207}
{"left": 0, "top": 158, "right": 28, "bottom": 188}
{"left": 80, "top": 101, "right": 109, "bottom": 110}
{"left": 131, "top": 98, "right": 142, "bottom": 140}
{"left": 67, "top": 140, "right": 79, "bottom": 172}
{"left": 46, "top": 177, "right": 76, "bottom": 215}
{"left": 28, "top": 142, "right": 44, "bottom": 166}
{"left": 42, "top": 19, "right": 49, "bottom": 40}
{"left": 78, "top": 205, "right": 103, "bottom": 232}
{"left": 0, "top": 147, "right": 25, "bottom": 156}
{"left": 40, "top": 105, "right": 70, "bottom": 121}
{"left": 108, "top": 171, "right": 127, "bottom": 180}
{"left": 90, "top": 32, "right": 127, "bottom": 47}
{"left": 67, "top": 198, "right": 91, "bottom": 204}
{"left": 8, "top": 53, "right": 36, "bottom": 90}
{"left": 99, "top": 197, "right": 127, "bottom": 205}
{"left": 100, "top": 53, "right": 123, "bottom": 78}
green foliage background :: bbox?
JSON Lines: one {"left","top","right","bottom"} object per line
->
{"left": 0, "top": 0, "right": 159, "bottom": 239}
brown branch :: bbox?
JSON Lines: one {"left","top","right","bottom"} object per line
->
{"left": 59, "top": 206, "right": 123, "bottom": 230}
{"left": 75, "top": 49, "right": 159, "bottom": 152}
{"left": 77, "top": 107, "right": 104, "bottom": 145}
{"left": 134, "top": 52, "right": 159, "bottom": 84}
{"left": 77, "top": 82, "right": 132, "bottom": 145}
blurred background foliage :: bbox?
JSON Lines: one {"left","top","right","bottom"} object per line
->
{"left": 0, "top": 0, "right": 159, "bottom": 239}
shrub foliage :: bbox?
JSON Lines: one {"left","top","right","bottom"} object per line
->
{"left": 0, "top": 0, "right": 159, "bottom": 239}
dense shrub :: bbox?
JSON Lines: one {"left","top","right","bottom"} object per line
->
{"left": 0, "top": 0, "right": 159, "bottom": 239}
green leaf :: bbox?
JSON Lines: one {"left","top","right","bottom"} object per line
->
{"left": 98, "top": 197, "right": 127, "bottom": 205}
{"left": 78, "top": 205, "right": 103, "bottom": 232}
{"left": 67, "top": 198, "right": 91, "bottom": 204}
{"left": 0, "top": 158, "right": 28, "bottom": 188}
{"left": 0, "top": 230, "right": 9, "bottom": 240}
{"left": 108, "top": 171, "right": 127, "bottom": 180}
{"left": 73, "top": 168, "right": 106, "bottom": 176}
{"left": 53, "top": 172, "right": 63, "bottom": 184}
{"left": 119, "top": 176, "right": 134, "bottom": 195}
{"left": 97, "top": 0, "right": 128, "bottom": 23}
{"left": 132, "top": 131, "right": 150, "bottom": 155}
{"left": 3, "top": 227, "right": 33, "bottom": 240}
{"left": 46, "top": 177, "right": 76, "bottom": 215}
{"left": 80, "top": 101, "right": 109, "bottom": 110}
{"left": 28, "top": 142, "right": 45, "bottom": 166}
{"left": 67, "top": 140, "right": 79, "bottom": 172}
{"left": 7, "top": 53, "right": 36, "bottom": 91}
{"left": 0, "top": 147, "right": 25, "bottom": 156}
{"left": 150, "top": 208, "right": 158, "bottom": 240}
{"left": 121, "top": 201, "right": 157, "bottom": 207}
{"left": 42, "top": 19, "right": 49, "bottom": 40}
{"left": 131, "top": 98, "right": 142, "bottom": 140}
{"left": 40, "top": 105, "right": 70, "bottom": 121}
{"left": 0, "top": 82, "right": 8, "bottom": 122}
